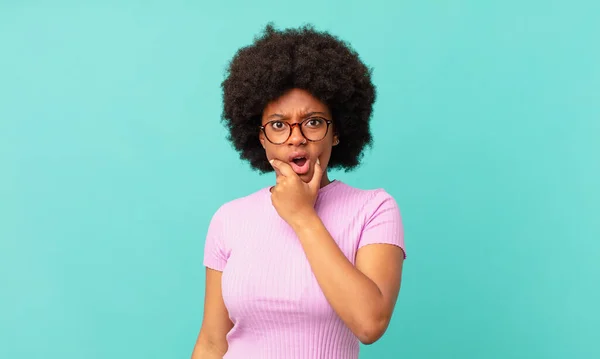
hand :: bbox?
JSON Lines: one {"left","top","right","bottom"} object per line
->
{"left": 269, "top": 158, "right": 323, "bottom": 226}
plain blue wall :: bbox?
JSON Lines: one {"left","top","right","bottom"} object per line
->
{"left": 1, "top": 1, "right": 598, "bottom": 358}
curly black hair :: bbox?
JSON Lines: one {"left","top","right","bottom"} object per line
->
{"left": 221, "top": 23, "right": 376, "bottom": 173}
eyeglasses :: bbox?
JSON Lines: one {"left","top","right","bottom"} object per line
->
{"left": 259, "top": 117, "right": 333, "bottom": 145}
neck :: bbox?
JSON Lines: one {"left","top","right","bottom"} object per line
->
{"left": 320, "top": 172, "right": 332, "bottom": 188}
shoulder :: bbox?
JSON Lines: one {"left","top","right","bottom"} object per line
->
{"left": 209, "top": 186, "right": 270, "bottom": 223}
{"left": 337, "top": 183, "right": 405, "bottom": 256}
{"left": 330, "top": 181, "right": 400, "bottom": 213}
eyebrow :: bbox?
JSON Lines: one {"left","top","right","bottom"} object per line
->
{"left": 267, "top": 111, "right": 329, "bottom": 120}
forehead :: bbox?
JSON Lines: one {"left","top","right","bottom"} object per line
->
{"left": 262, "top": 88, "right": 330, "bottom": 118}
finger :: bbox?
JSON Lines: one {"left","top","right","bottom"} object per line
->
{"left": 309, "top": 158, "right": 324, "bottom": 191}
{"left": 272, "top": 165, "right": 283, "bottom": 178}
{"left": 268, "top": 158, "right": 284, "bottom": 178}
{"left": 269, "top": 159, "right": 296, "bottom": 178}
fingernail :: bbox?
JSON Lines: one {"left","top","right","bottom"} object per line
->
{"left": 317, "top": 158, "right": 321, "bottom": 165}
{"left": 269, "top": 159, "right": 274, "bottom": 164}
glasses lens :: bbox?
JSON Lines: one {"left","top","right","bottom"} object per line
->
{"left": 302, "top": 118, "right": 328, "bottom": 141}
{"left": 264, "top": 121, "right": 290, "bottom": 144}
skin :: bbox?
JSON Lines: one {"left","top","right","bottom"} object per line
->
{"left": 191, "top": 89, "right": 404, "bottom": 358}
{"left": 191, "top": 268, "right": 232, "bottom": 359}
{"left": 259, "top": 88, "right": 339, "bottom": 186}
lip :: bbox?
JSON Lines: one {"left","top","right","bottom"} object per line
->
{"left": 287, "top": 151, "right": 310, "bottom": 163}
{"left": 287, "top": 151, "right": 311, "bottom": 175}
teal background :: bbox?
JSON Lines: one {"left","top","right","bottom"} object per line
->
{"left": 1, "top": 1, "right": 598, "bottom": 358}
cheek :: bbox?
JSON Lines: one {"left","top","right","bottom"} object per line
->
{"left": 315, "top": 143, "right": 333, "bottom": 161}
{"left": 262, "top": 143, "right": 280, "bottom": 161}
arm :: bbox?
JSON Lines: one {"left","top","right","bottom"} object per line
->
{"left": 290, "top": 214, "right": 404, "bottom": 345}
{"left": 268, "top": 159, "right": 404, "bottom": 344}
{"left": 191, "top": 268, "right": 233, "bottom": 359}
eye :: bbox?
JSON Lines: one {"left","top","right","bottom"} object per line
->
{"left": 305, "top": 118, "right": 324, "bottom": 128}
{"left": 269, "top": 121, "right": 286, "bottom": 131}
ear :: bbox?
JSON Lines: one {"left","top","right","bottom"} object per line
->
{"left": 259, "top": 132, "right": 266, "bottom": 149}
{"left": 333, "top": 134, "right": 340, "bottom": 146}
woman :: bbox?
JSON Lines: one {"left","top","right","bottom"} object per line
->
{"left": 192, "top": 24, "right": 406, "bottom": 359}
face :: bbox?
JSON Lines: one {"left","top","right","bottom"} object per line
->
{"left": 260, "top": 88, "right": 339, "bottom": 186}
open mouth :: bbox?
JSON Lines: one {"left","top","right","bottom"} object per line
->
{"left": 292, "top": 157, "right": 307, "bottom": 167}
{"left": 289, "top": 155, "right": 310, "bottom": 174}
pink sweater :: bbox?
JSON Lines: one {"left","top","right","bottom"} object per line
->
{"left": 203, "top": 180, "right": 406, "bottom": 359}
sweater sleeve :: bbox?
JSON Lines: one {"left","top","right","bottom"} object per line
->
{"left": 357, "top": 190, "right": 406, "bottom": 259}
{"left": 203, "top": 206, "right": 229, "bottom": 271}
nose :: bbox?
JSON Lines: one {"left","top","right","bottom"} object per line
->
{"left": 287, "top": 123, "right": 306, "bottom": 146}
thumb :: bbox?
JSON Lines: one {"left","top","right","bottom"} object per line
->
{"left": 269, "top": 159, "right": 281, "bottom": 177}
{"left": 309, "top": 158, "right": 324, "bottom": 191}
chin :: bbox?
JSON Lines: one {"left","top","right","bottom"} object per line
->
{"left": 299, "top": 172, "right": 312, "bottom": 183}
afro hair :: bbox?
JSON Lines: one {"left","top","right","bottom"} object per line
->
{"left": 221, "top": 23, "right": 376, "bottom": 173}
